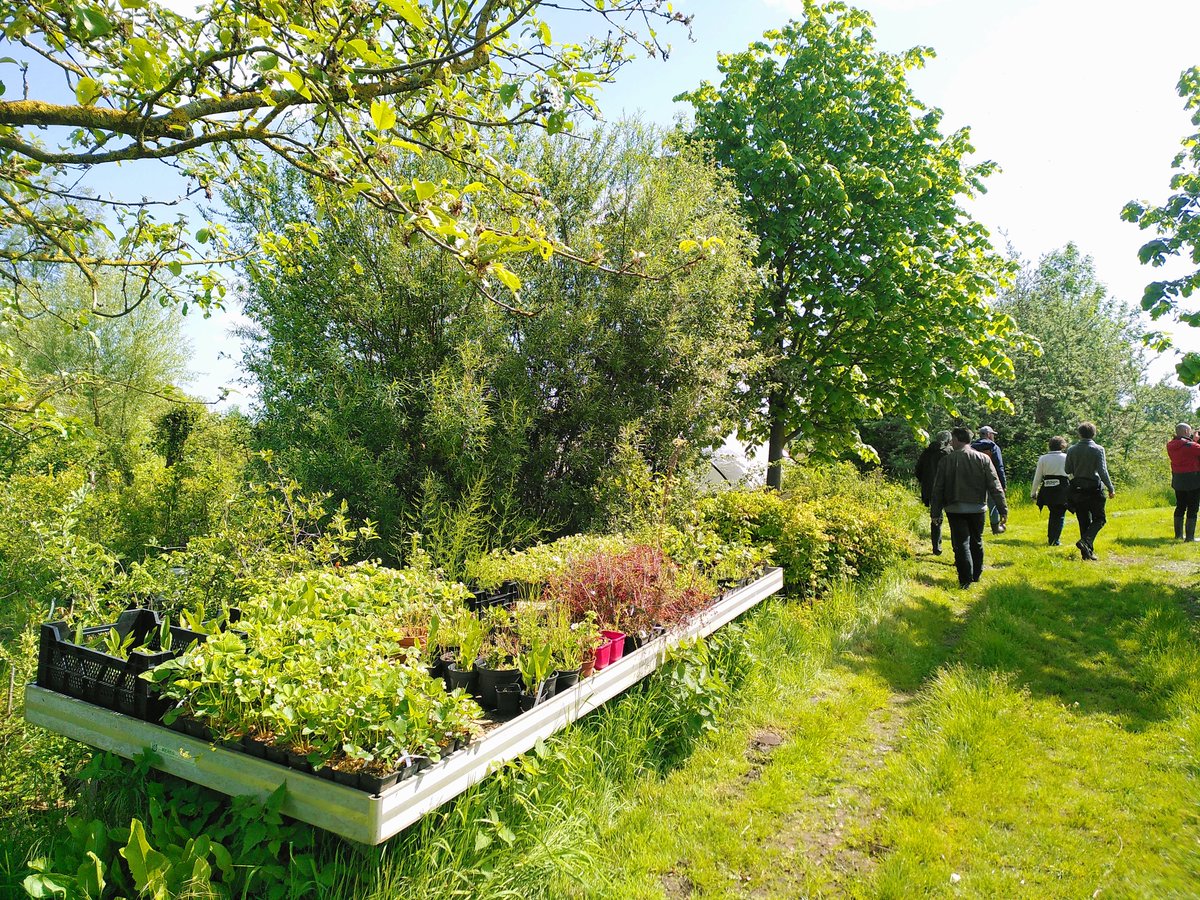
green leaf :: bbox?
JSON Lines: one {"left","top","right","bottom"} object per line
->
{"left": 120, "top": 819, "right": 170, "bottom": 897}
{"left": 76, "top": 6, "right": 114, "bottom": 38}
{"left": 380, "top": 0, "right": 426, "bottom": 30}
{"left": 498, "top": 83, "right": 519, "bottom": 107}
{"left": 489, "top": 263, "right": 522, "bottom": 293}
{"left": 474, "top": 831, "right": 493, "bottom": 852}
{"left": 167, "top": 261, "right": 183, "bottom": 277}
{"left": 257, "top": 53, "right": 279, "bottom": 71}
{"left": 411, "top": 178, "right": 436, "bottom": 203}
{"left": 22, "top": 874, "right": 70, "bottom": 898}
{"left": 370, "top": 99, "right": 397, "bottom": 131}
{"left": 75, "top": 77, "right": 102, "bottom": 106}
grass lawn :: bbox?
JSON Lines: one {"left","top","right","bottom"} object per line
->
{"left": 582, "top": 499, "right": 1200, "bottom": 898}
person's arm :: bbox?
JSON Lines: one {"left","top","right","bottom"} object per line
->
{"left": 984, "top": 457, "right": 1008, "bottom": 519}
{"left": 1031, "top": 456, "right": 1045, "bottom": 499}
{"left": 1064, "top": 445, "right": 1078, "bottom": 478}
{"left": 1097, "top": 446, "right": 1115, "bottom": 496}
{"left": 930, "top": 457, "right": 946, "bottom": 520}
{"left": 993, "top": 445, "right": 1006, "bottom": 489}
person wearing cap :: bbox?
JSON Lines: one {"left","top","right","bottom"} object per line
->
{"left": 970, "top": 426, "right": 1007, "bottom": 534}
{"left": 1065, "top": 421, "right": 1116, "bottom": 560}
{"left": 1167, "top": 422, "right": 1200, "bottom": 541}
{"left": 915, "top": 430, "right": 953, "bottom": 554}
{"left": 930, "top": 426, "right": 1008, "bottom": 589}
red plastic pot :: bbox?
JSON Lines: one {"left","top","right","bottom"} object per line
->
{"left": 602, "top": 630, "right": 626, "bottom": 663}
{"left": 593, "top": 638, "right": 614, "bottom": 671}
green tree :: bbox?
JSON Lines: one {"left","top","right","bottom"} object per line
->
{"left": 878, "top": 244, "right": 1194, "bottom": 486}
{"left": 230, "top": 122, "right": 757, "bottom": 549}
{"left": 677, "top": 1, "right": 1021, "bottom": 489}
{"left": 4, "top": 268, "right": 192, "bottom": 475}
{"left": 1123, "top": 66, "right": 1200, "bottom": 383}
{"left": 0, "top": 0, "right": 693, "bottom": 439}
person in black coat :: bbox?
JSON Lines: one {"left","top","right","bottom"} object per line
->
{"left": 915, "top": 430, "right": 952, "bottom": 555}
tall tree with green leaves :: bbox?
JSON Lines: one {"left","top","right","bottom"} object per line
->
{"left": 934, "top": 243, "right": 1193, "bottom": 483}
{"left": 677, "top": 0, "right": 1020, "bottom": 488}
{"left": 230, "top": 122, "right": 757, "bottom": 549}
{"left": 1124, "top": 66, "right": 1200, "bottom": 383}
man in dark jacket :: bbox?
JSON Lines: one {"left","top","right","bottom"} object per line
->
{"left": 1065, "top": 421, "right": 1116, "bottom": 560}
{"left": 971, "top": 425, "right": 1007, "bottom": 534}
{"left": 915, "top": 430, "right": 952, "bottom": 555}
{"left": 1167, "top": 423, "right": 1200, "bottom": 541}
{"left": 931, "top": 427, "right": 1008, "bottom": 589}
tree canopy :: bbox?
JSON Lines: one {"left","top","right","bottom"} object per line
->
{"left": 0, "top": 0, "right": 692, "bottom": 442}
{"left": 677, "top": 0, "right": 1021, "bottom": 487}
{"left": 229, "top": 122, "right": 758, "bottom": 550}
{"left": 941, "top": 244, "right": 1193, "bottom": 481}
{"left": 1124, "top": 65, "right": 1200, "bottom": 383}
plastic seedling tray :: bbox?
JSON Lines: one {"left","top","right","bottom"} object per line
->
{"left": 25, "top": 567, "right": 783, "bottom": 844}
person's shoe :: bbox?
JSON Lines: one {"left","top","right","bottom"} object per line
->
{"left": 932, "top": 548, "right": 942, "bottom": 555}
{"left": 1076, "top": 540, "right": 1090, "bottom": 559}
{"left": 959, "top": 582, "right": 972, "bottom": 589}
{"left": 1049, "top": 539, "right": 1061, "bottom": 546}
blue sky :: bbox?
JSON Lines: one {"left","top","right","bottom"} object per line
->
{"left": 173, "top": 0, "right": 1200, "bottom": 403}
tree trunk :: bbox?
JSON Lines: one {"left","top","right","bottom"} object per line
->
{"left": 767, "top": 389, "right": 786, "bottom": 491}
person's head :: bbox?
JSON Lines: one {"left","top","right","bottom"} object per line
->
{"left": 1077, "top": 422, "right": 1097, "bottom": 440}
{"left": 978, "top": 425, "right": 995, "bottom": 440}
{"left": 936, "top": 430, "right": 952, "bottom": 446}
{"left": 951, "top": 426, "right": 972, "bottom": 448}
{"left": 1177, "top": 423, "right": 1192, "bottom": 439}
{"left": 1048, "top": 436, "right": 1067, "bottom": 452}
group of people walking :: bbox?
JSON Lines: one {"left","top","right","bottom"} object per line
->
{"left": 915, "top": 423, "right": 1115, "bottom": 589}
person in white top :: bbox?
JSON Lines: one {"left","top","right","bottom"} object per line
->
{"left": 1031, "top": 436, "right": 1070, "bottom": 546}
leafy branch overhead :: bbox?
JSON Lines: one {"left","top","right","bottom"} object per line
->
{"left": 0, "top": 0, "right": 694, "bottom": 312}
{"left": 1123, "top": 65, "right": 1200, "bottom": 384}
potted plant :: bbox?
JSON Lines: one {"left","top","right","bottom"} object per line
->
{"left": 516, "top": 639, "right": 554, "bottom": 711}
{"left": 474, "top": 630, "right": 521, "bottom": 709}
{"left": 444, "top": 612, "right": 485, "bottom": 696}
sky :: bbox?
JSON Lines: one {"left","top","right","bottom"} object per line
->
{"left": 176, "top": 0, "right": 1200, "bottom": 406}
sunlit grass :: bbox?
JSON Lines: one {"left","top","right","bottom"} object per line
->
{"left": 586, "top": 501, "right": 1200, "bottom": 898}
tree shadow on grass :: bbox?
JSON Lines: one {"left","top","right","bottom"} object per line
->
{"left": 848, "top": 572, "right": 1200, "bottom": 732}
{"left": 1113, "top": 536, "right": 1183, "bottom": 549}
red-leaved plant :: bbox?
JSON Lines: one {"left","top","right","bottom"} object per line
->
{"left": 549, "top": 545, "right": 711, "bottom": 636}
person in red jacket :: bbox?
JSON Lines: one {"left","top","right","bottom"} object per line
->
{"left": 1167, "top": 423, "right": 1200, "bottom": 541}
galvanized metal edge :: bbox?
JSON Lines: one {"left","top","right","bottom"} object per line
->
{"left": 25, "top": 567, "right": 784, "bottom": 845}
{"left": 24, "top": 685, "right": 376, "bottom": 841}
{"left": 372, "top": 567, "right": 784, "bottom": 841}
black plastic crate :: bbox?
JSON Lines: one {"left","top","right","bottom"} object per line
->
{"left": 36, "top": 608, "right": 218, "bottom": 723}
{"left": 467, "top": 581, "right": 521, "bottom": 612}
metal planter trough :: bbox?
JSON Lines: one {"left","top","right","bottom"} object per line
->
{"left": 25, "top": 567, "right": 784, "bottom": 845}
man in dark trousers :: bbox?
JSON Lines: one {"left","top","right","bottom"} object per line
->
{"left": 971, "top": 425, "right": 1007, "bottom": 534}
{"left": 915, "top": 430, "right": 952, "bottom": 555}
{"left": 1167, "top": 423, "right": 1200, "bottom": 541}
{"left": 931, "top": 427, "right": 1008, "bottom": 589}
{"left": 1065, "top": 421, "right": 1116, "bottom": 560}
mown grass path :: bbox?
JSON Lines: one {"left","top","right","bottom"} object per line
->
{"left": 584, "top": 502, "right": 1200, "bottom": 898}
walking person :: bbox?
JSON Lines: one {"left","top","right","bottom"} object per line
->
{"left": 915, "top": 430, "right": 952, "bottom": 555}
{"left": 1031, "top": 436, "right": 1071, "bottom": 546}
{"left": 971, "top": 425, "right": 1007, "bottom": 533}
{"left": 930, "top": 427, "right": 1008, "bottom": 589}
{"left": 1065, "top": 422, "right": 1116, "bottom": 560}
{"left": 1167, "top": 423, "right": 1200, "bottom": 541}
